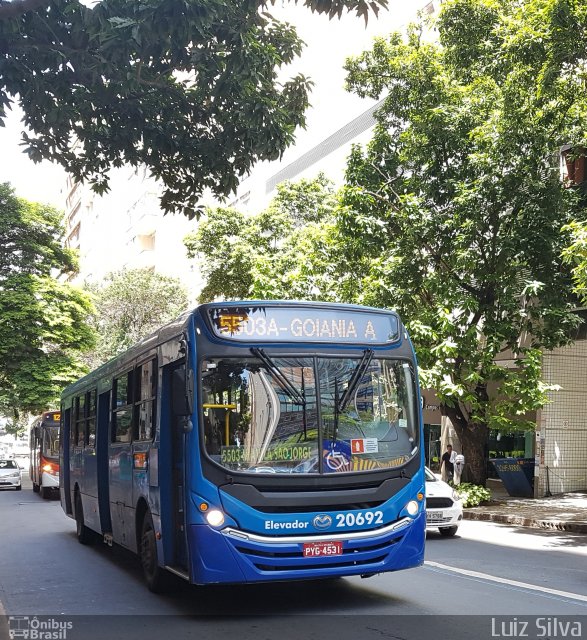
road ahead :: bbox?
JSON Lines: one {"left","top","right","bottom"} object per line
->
{"left": 1, "top": 476, "right": 586, "bottom": 640}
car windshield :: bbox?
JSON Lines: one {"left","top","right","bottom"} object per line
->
{"left": 201, "top": 355, "right": 418, "bottom": 475}
{"left": 425, "top": 467, "right": 437, "bottom": 482}
{"left": 0, "top": 460, "right": 18, "bottom": 469}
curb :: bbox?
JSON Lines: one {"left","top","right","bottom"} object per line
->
{"left": 463, "top": 510, "right": 587, "bottom": 533}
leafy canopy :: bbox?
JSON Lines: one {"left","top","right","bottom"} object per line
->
{"left": 187, "top": 0, "right": 587, "bottom": 483}
{"left": 0, "top": 182, "right": 94, "bottom": 420}
{"left": 0, "top": 0, "right": 387, "bottom": 217}
{"left": 184, "top": 173, "right": 339, "bottom": 302}
{"left": 84, "top": 267, "right": 189, "bottom": 368}
{"left": 335, "top": 0, "right": 584, "bottom": 481}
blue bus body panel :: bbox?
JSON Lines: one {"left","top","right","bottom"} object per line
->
{"left": 216, "top": 475, "right": 420, "bottom": 536}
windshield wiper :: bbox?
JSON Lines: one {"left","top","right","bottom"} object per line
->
{"left": 250, "top": 347, "right": 308, "bottom": 439}
{"left": 338, "top": 349, "right": 374, "bottom": 414}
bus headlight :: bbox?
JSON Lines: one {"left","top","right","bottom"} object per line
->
{"left": 205, "top": 509, "right": 225, "bottom": 527}
{"left": 405, "top": 500, "right": 419, "bottom": 517}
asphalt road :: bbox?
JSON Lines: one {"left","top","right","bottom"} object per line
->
{"left": 1, "top": 476, "right": 586, "bottom": 640}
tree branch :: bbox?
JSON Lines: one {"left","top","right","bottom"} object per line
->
{"left": 0, "top": 0, "right": 49, "bottom": 20}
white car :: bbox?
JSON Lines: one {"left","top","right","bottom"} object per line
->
{"left": 0, "top": 459, "right": 22, "bottom": 490}
{"left": 425, "top": 467, "right": 462, "bottom": 536}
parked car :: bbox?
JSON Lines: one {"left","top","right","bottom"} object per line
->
{"left": 425, "top": 466, "right": 462, "bottom": 536}
{"left": 0, "top": 459, "right": 21, "bottom": 490}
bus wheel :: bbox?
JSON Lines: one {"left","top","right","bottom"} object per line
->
{"left": 140, "top": 513, "right": 169, "bottom": 593}
{"left": 32, "top": 483, "right": 40, "bottom": 493}
{"left": 75, "top": 493, "right": 93, "bottom": 545}
{"left": 41, "top": 486, "right": 51, "bottom": 500}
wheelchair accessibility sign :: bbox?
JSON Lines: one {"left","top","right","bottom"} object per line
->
{"left": 323, "top": 440, "right": 352, "bottom": 473}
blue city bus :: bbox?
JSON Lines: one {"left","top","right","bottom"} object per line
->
{"left": 60, "top": 301, "right": 425, "bottom": 591}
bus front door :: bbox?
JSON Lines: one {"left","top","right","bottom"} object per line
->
{"left": 96, "top": 390, "right": 112, "bottom": 536}
{"left": 170, "top": 364, "right": 189, "bottom": 571}
{"left": 159, "top": 361, "right": 190, "bottom": 573}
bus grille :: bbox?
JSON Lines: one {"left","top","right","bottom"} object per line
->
{"left": 230, "top": 529, "right": 405, "bottom": 573}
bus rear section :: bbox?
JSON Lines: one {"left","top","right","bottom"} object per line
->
{"left": 60, "top": 302, "right": 425, "bottom": 591}
{"left": 30, "top": 411, "right": 60, "bottom": 499}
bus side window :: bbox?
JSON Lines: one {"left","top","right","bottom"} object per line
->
{"left": 135, "top": 359, "right": 156, "bottom": 441}
{"left": 74, "top": 396, "right": 86, "bottom": 447}
{"left": 113, "top": 371, "right": 133, "bottom": 443}
{"left": 87, "top": 390, "right": 97, "bottom": 447}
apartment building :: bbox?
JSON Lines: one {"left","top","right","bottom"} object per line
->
{"left": 63, "top": 166, "right": 200, "bottom": 299}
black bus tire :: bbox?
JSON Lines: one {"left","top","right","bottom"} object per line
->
{"left": 140, "top": 512, "right": 169, "bottom": 593}
{"left": 32, "top": 483, "right": 40, "bottom": 493}
{"left": 75, "top": 493, "right": 94, "bottom": 545}
{"left": 41, "top": 486, "right": 51, "bottom": 499}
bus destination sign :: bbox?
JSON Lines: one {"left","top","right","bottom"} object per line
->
{"left": 207, "top": 306, "right": 400, "bottom": 344}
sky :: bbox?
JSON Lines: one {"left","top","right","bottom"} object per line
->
{"left": 0, "top": 105, "right": 67, "bottom": 208}
{"left": 0, "top": 0, "right": 421, "bottom": 210}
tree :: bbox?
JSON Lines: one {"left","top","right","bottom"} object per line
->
{"left": 0, "top": 0, "right": 386, "bottom": 217}
{"left": 334, "top": 0, "right": 585, "bottom": 483}
{"left": 184, "top": 174, "right": 339, "bottom": 302}
{"left": 85, "top": 268, "right": 189, "bottom": 367}
{"left": 0, "top": 183, "right": 94, "bottom": 427}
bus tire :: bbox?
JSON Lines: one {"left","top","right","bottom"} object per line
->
{"left": 140, "top": 512, "right": 169, "bottom": 593}
{"left": 41, "top": 486, "right": 51, "bottom": 500}
{"left": 75, "top": 493, "right": 93, "bottom": 545}
{"left": 32, "top": 483, "right": 40, "bottom": 493}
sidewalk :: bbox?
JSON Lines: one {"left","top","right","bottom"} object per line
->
{"left": 463, "top": 479, "right": 587, "bottom": 533}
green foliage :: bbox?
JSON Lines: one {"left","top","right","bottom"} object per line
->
{"left": 562, "top": 221, "right": 587, "bottom": 303}
{"left": 0, "top": 0, "right": 386, "bottom": 217}
{"left": 184, "top": 174, "right": 339, "bottom": 302}
{"left": 456, "top": 483, "right": 491, "bottom": 508}
{"left": 190, "top": 0, "right": 587, "bottom": 484}
{"left": 85, "top": 268, "right": 189, "bottom": 367}
{"left": 335, "top": 0, "right": 585, "bottom": 481}
{"left": 0, "top": 182, "right": 94, "bottom": 418}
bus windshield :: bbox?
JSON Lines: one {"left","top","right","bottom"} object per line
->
{"left": 201, "top": 355, "right": 418, "bottom": 475}
{"left": 43, "top": 426, "right": 59, "bottom": 460}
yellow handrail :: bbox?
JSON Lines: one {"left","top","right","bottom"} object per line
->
{"left": 203, "top": 403, "right": 237, "bottom": 445}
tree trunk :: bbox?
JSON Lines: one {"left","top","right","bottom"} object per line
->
{"left": 443, "top": 405, "right": 489, "bottom": 486}
{"left": 456, "top": 422, "right": 489, "bottom": 486}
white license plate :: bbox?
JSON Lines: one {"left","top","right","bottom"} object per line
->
{"left": 426, "top": 513, "right": 445, "bottom": 522}
{"left": 303, "top": 541, "right": 343, "bottom": 557}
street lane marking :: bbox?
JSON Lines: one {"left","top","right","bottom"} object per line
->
{"left": 425, "top": 561, "right": 587, "bottom": 604}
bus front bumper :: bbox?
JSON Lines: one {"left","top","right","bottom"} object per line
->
{"left": 188, "top": 512, "right": 425, "bottom": 585}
